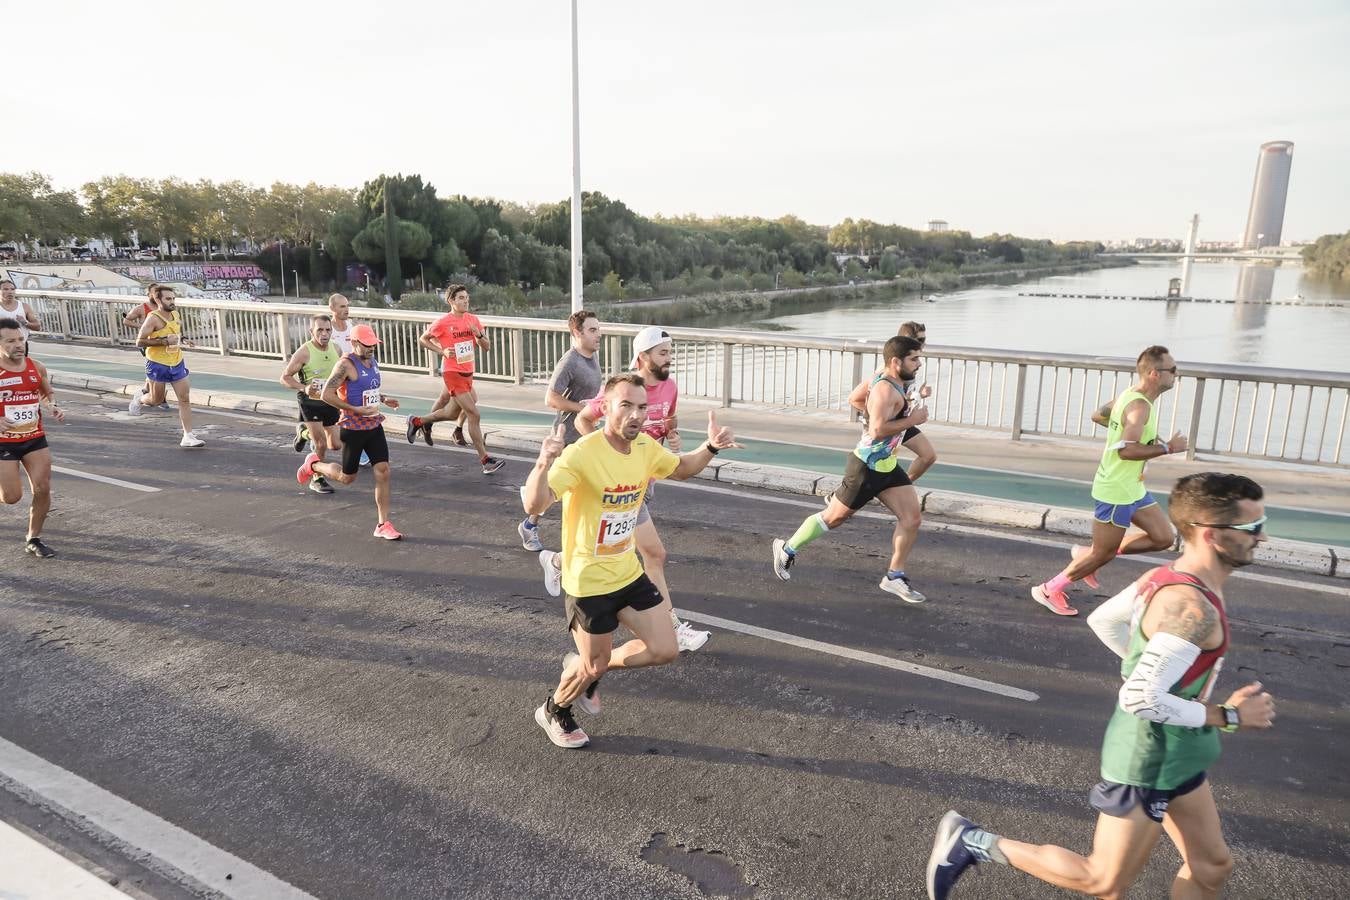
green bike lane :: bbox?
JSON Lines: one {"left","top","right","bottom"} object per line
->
{"left": 41, "top": 350, "right": 1350, "bottom": 546}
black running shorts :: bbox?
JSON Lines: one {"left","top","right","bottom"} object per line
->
{"left": 298, "top": 395, "right": 340, "bottom": 427}
{"left": 0, "top": 436, "right": 48, "bottom": 462}
{"left": 565, "top": 573, "right": 664, "bottom": 635}
{"left": 339, "top": 427, "right": 390, "bottom": 474}
{"left": 902, "top": 425, "right": 923, "bottom": 443}
{"left": 1089, "top": 772, "right": 1207, "bottom": 824}
{"left": 833, "top": 454, "right": 912, "bottom": 510}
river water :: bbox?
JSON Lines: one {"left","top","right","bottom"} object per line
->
{"left": 685, "top": 261, "right": 1350, "bottom": 373}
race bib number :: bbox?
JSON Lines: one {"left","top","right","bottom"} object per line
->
{"left": 595, "top": 509, "right": 639, "bottom": 556}
{"left": 4, "top": 403, "right": 38, "bottom": 427}
{"left": 361, "top": 388, "right": 381, "bottom": 407}
{"left": 307, "top": 378, "right": 324, "bottom": 397}
{"left": 453, "top": 339, "right": 475, "bottom": 366}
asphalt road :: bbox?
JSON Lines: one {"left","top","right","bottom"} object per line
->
{"left": 2, "top": 388, "right": 1348, "bottom": 899}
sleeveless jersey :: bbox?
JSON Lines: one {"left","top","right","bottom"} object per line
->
{"left": 331, "top": 321, "right": 354, "bottom": 355}
{"left": 144, "top": 310, "right": 183, "bottom": 366}
{"left": 853, "top": 374, "right": 910, "bottom": 472}
{"left": 1, "top": 301, "right": 31, "bottom": 339}
{"left": 299, "top": 340, "right": 340, "bottom": 397}
{"left": 338, "top": 353, "right": 384, "bottom": 430}
{"left": 1099, "top": 566, "right": 1229, "bottom": 789}
{"left": 1093, "top": 389, "right": 1158, "bottom": 504}
{"left": 0, "top": 358, "right": 45, "bottom": 442}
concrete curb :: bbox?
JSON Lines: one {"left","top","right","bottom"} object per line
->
{"left": 54, "top": 370, "right": 1349, "bottom": 580}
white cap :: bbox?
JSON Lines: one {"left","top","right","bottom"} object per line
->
{"left": 630, "top": 325, "right": 672, "bottom": 369}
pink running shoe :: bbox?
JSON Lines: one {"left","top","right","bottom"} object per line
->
{"left": 373, "top": 521, "right": 403, "bottom": 540}
{"left": 296, "top": 452, "right": 320, "bottom": 486}
{"left": 1032, "top": 584, "right": 1079, "bottom": 617}
{"left": 1072, "top": 546, "right": 1100, "bottom": 590}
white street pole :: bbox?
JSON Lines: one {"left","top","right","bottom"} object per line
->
{"left": 293, "top": 270, "right": 299, "bottom": 299}
{"left": 569, "top": 0, "right": 584, "bottom": 313}
{"left": 278, "top": 239, "right": 286, "bottom": 299}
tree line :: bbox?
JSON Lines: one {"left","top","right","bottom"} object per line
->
{"left": 1, "top": 170, "right": 1104, "bottom": 305}
{"left": 1302, "top": 232, "right": 1350, "bottom": 281}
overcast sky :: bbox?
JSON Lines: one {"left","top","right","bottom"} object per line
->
{"left": 9, "top": 0, "right": 1347, "bottom": 242}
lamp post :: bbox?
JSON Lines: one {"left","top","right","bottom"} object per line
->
{"left": 293, "top": 270, "right": 299, "bottom": 299}
{"left": 278, "top": 239, "right": 285, "bottom": 299}
{"left": 568, "top": 0, "right": 584, "bottom": 313}
{"left": 419, "top": 261, "right": 425, "bottom": 294}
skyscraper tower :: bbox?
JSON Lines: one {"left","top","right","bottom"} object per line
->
{"left": 1241, "top": 140, "right": 1294, "bottom": 249}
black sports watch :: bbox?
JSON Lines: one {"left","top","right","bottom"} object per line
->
{"left": 1219, "top": 704, "right": 1240, "bottom": 733}
{"left": 704, "top": 442, "right": 720, "bottom": 456}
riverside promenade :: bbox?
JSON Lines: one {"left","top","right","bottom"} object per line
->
{"left": 33, "top": 341, "right": 1350, "bottom": 563}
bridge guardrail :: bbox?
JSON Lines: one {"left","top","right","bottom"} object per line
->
{"left": 17, "top": 289, "right": 1349, "bottom": 469}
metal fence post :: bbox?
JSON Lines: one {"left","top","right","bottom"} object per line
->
{"left": 721, "top": 342, "right": 734, "bottom": 408}
{"left": 215, "top": 309, "right": 229, "bottom": 356}
{"left": 57, "top": 298, "right": 73, "bottom": 338}
{"left": 1185, "top": 377, "right": 1206, "bottom": 460}
{"left": 511, "top": 329, "right": 525, "bottom": 385}
{"left": 849, "top": 351, "right": 864, "bottom": 421}
{"left": 1010, "top": 363, "right": 1028, "bottom": 440}
{"left": 276, "top": 312, "right": 291, "bottom": 358}
{"left": 105, "top": 303, "right": 119, "bottom": 346}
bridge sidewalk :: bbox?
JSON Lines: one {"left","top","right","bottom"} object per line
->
{"left": 34, "top": 340, "right": 1350, "bottom": 551}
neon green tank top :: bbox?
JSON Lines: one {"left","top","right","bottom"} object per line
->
{"left": 144, "top": 310, "right": 182, "bottom": 366}
{"left": 299, "top": 340, "right": 340, "bottom": 394}
{"left": 1092, "top": 390, "right": 1158, "bottom": 504}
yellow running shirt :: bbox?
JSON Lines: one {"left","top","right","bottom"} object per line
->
{"left": 547, "top": 431, "right": 681, "bottom": 597}
{"left": 144, "top": 310, "right": 183, "bottom": 366}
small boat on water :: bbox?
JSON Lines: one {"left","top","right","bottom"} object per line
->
{"left": 925, "top": 294, "right": 938, "bottom": 303}
{"left": 1285, "top": 293, "right": 1305, "bottom": 302}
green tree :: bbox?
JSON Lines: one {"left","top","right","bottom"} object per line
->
{"left": 602, "top": 270, "right": 626, "bottom": 300}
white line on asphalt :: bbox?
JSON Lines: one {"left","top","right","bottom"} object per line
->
{"left": 0, "top": 735, "right": 317, "bottom": 900}
{"left": 0, "top": 819, "right": 130, "bottom": 898}
{"left": 675, "top": 610, "right": 1040, "bottom": 701}
{"left": 51, "top": 465, "right": 160, "bottom": 493}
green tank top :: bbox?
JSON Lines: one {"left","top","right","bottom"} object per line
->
{"left": 1092, "top": 390, "right": 1158, "bottom": 504}
{"left": 1099, "top": 570, "right": 1227, "bottom": 789}
{"left": 299, "top": 340, "right": 340, "bottom": 394}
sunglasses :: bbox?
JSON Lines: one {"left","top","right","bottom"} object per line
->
{"left": 1189, "top": 515, "right": 1267, "bottom": 535}
{"left": 1156, "top": 366, "right": 1178, "bottom": 374}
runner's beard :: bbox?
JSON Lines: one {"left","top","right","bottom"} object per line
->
{"left": 1216, "top": 544, "right": 1256, "bottom": 569}
{"left": 646, "top": 362, "right": 671, "bottom": 381}
{"left": 3, "top": 347, "right": 24, "bottom": 363}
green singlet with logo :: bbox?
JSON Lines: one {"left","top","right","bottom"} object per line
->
{"left": 1092, "top": 390, "right": 1158, "bottom": 505}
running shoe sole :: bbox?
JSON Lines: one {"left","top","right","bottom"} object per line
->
{"left": 294, "top": 425, "right": 310, "bottom": 452}
{"left": 534, "top": 704, "right": 589, "bottom": 749}
{"left": 296, "top": 453, "right": 319, "bottom": 486}
{"left": 1032, "top": 584, "right": 1078, "bottom": 616}
{"left": 405, "top": 418, "right": 420, "bottom": 444}
{"left": 926, "top": 810, "right": 975, "bottom": 900}
{"left": 482, "top": 459, "right": 505, "bottom": 474}
{"left": 771, "top": 538, "right": 793, "bottom": 581}
{"left": 539, "top": 550, "right": 561, "bottom": 597}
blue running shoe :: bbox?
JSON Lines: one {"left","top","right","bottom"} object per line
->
{"left": 359, "top": 450, "right": 371, "bottom": 467}
{"left": 927, "top": 810, "right": 979, "bottom": 900}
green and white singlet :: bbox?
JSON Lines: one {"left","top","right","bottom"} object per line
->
{"left": 1092, "top": 389, "right": 1158, "bottom": 505}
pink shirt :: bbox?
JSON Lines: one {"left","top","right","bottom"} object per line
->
{"left": 585, "top": 377, "right": 679, "bottom": 443}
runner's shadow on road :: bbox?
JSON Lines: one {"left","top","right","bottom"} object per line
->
{"left": 585, "top": 735, "right": 1350, "bottom": 867}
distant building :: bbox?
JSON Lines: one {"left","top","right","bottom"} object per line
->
{"left": 927, "top": 219, "right": 949, "bottom": 233}
{"left": 1241, "top": 140, "right": 1294, "bottom": 250}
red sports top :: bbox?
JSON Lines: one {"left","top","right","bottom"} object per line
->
{"left": 0, "top": 358, "right": 45, "bottom": 442}
{"left": 1136, "top": 565, "right": 1229, "bottom": 690}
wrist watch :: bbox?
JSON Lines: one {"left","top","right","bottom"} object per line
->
{"left": 704, "top": 442, "right": 720, "bottom": 455}
{"left": 1219, "top": 704, "right": 1240, "bottom": 733}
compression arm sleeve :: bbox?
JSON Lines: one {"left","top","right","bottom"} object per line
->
{"left": 1087, "top": 585, "right": 1136, "bottom": 659}
{"left": 1117, "top": 632, "right": 1206, "bottom": 727}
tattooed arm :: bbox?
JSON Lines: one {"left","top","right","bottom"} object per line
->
{"left": 1117, "top": 585, "right": 1225, "bottom": 727}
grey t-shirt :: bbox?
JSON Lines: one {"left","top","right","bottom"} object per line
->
{"left": 548, "top": 348, "right": 603, "bottom": 444}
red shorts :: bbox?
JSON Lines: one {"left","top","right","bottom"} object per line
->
{"left": 441, "top": 370, "right": 474, "bottom": 395}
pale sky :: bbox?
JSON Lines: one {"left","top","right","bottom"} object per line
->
{"left": 9, "top": 0, "right": 1348, "bottom": 242}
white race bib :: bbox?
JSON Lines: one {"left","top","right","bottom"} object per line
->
{"left": 308, "top": 378, "right": 324, "bottom": 396}
{"left": 361, "top": 388, "right": 381, "bottom": 407}
{"left": 595, "top": 509, "right": 639, "bottom": 556}
{"left": 4, "top": 403, "right": 38, "bottom": 427}
{"left": 453, "top": 339, "right": 475, "bottom": 366}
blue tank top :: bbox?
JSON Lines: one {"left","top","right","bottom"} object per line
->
{"left": 853, "top": 374, "right": 909, "bottom": 472}
{"left": 339, "top": 354, "right": 384, "bottom": 430}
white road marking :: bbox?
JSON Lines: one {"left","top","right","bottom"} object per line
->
{"left": 675, "top": 610, "right": 1039, "bottom": 701}
{"left": 0, "top": 818, "right": 132, "bottom": 898}
{"left": 52, "top": 466, "right": 160, "bottom": 493}
{"left": 0, "top": 735, "right": 317, "bottom": 900}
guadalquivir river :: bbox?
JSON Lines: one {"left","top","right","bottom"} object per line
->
{"left": 680, "top": 261, "right": 1350, "bottom": 372}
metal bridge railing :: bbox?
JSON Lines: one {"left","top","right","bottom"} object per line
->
{"left": 18, "top": 289, "right": 1349, "bottom": 468}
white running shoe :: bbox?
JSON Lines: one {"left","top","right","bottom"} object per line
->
{"left": 518, "top": 518, "right": 544, "bottom": 552}
{"left": 534, "top": 702, "right": 589, "bottom": 749}
{"left": 539, "top": 549, "right": 562, "bottom": 597}
{"left": 179, "top": 431, "right": 205, "bottom": 449}
{"left": 772, "top": 538, "right": 795, "bottom": 581}
{"left": 675, "top": 621, "right": 711, "bottom": 652}
{"left": 128, "top": 394, "right": 144, "bottom": 416}
{"left": 879, "top": 574, "right": 926, "bottom": 603}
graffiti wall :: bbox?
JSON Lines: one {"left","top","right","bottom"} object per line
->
{"left": 109, "top": 263, "right": 270, "bottom": 298}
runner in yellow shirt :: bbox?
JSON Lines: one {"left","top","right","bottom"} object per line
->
{"left": 521, "top": 372, "right": 741, "bottom": 749}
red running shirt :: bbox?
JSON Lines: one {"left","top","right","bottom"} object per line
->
{"left": 0, "top": 358, "right": 45, "bottom": 442}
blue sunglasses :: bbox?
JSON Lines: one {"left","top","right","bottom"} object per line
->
{"left": 1189, "top": 515, "right": 1267, "bottom": 535}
